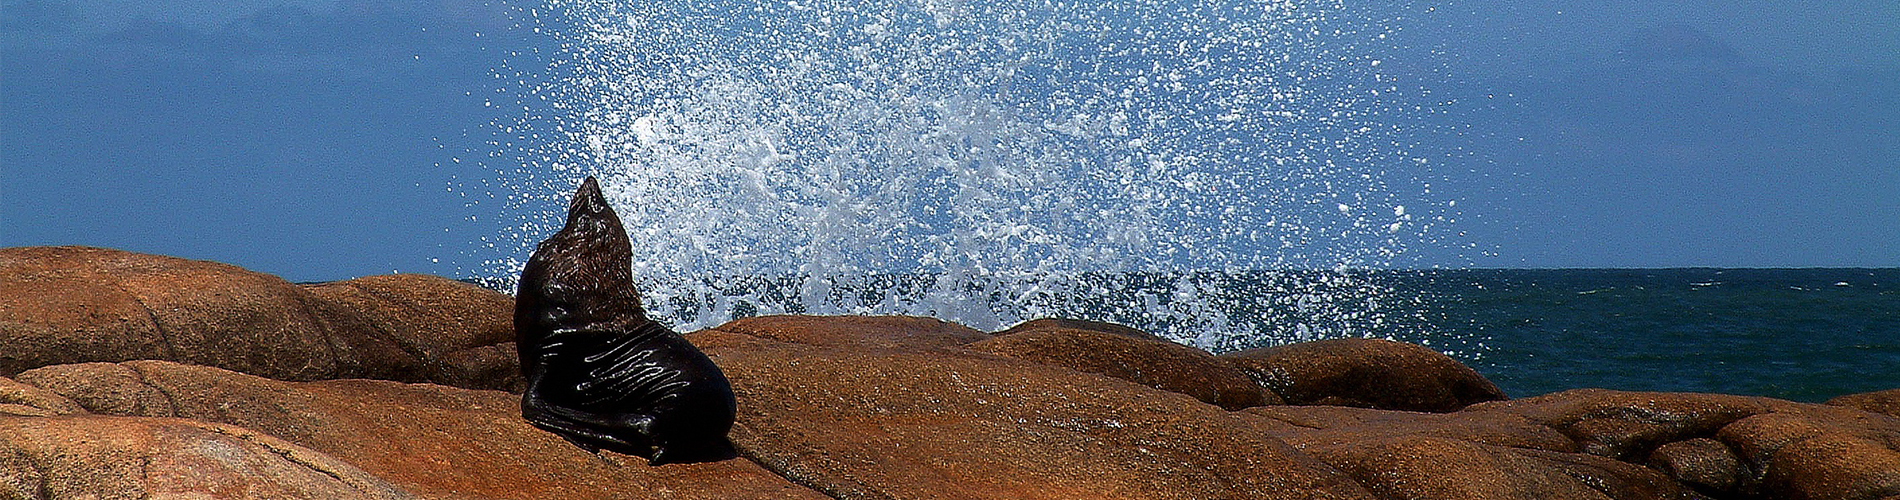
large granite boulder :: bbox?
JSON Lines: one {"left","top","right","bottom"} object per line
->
{"left": 1524, "top": 390, "right": 1900, "bottom": 500}
{"left": 995, "top": 317, "right": 1172, "bottom": 343}
{"left": 1829, "top": 388, "right": 1900, "bottom": 418}
{"left": 1242, "top": 403, "right": 1575, "bottom": 453}
{"left": 0, "top": 246, "right": 518, "bottom": 390}
{"left": 302, "top": 274, "right": 521, "bottom": 391}
{"left": 1715, "top": 405, "right": 1900, "bottom": 500}
{"left": 12, "top": 361, "right": 824, "bottom": 500}
{"left": 688, "top": 329, "right": 1375, "bottom": 500}
{"left": 1477, "top": 389, "right": 1773, "bottom": 461}
{"left": 1302, "top": 434, "right": 1691, "bottom": 499}
{"left": 708, "top": 314, "right": 989, "bottom": 351}
{"left": 1245, "top": 399, "right": 1702, "bottom": 499}
{"left": 1646, "top": 438, "right": 1745, "bottom": 493}
{"left": 0, "top": 246, "right": 372, "bottom": 380}
{"left": 1222, "top": 337, "right": 1507, "bottom": 412}
{"left": 0, "top": 414, "right": 414, "bottom": 499}
{"left": 0, "top": 376, "right": 85, "bottom": 417}
{"left": 6, "top": 248, "right": 1900, "bottom": 500}
{"left": 15, "top": 344, "right": 1900, "bottom": 500}
{"left": 966, "top": 326, "right": 1279, "bottom": 410}
{"left": 1239, "top": 389, "right": 1900, "bottom": 500}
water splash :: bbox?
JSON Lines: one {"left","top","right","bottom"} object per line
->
{"left": 482, "top": 0, "right": 1446, "bottom": 350}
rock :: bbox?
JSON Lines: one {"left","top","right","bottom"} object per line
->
{"left": 14, "top": 363, "right": 176, "bottom": 417}
{"left": 1717, "top": 407, "right": 1900, "bottom": 500}
{"left": 1221, "top": 337, "right": 1507, "bottom": 412}
{"left": 1242, "top": 404, "right": 1697, "bottom": 499}
{"left": 0, "top": 246, "right": 516, "bottom": 390}
{"left": 966, "top": 327, "right": 1278, "bottom": 410}
{"left": 1467, "top": 389, "right": 1900, "bottom": 500}
{"left": 707, "top": 314, "right": 989, "bottom": 351}
{"left": 688, "top": 329, "right": 1376, "bottom": 500}
{"left": 1303, "top": 435, "right": 1694, "bottom": 500}
{"left": 1243, "top": 405, "right": 1576, "bottom": 453}
{"left": 0, "top": 246, "right": 364, "bottom": 380}
{"left": 6, "top": 329, "right": 1898, "bottom": 500}
{"left": 0, "top": 414, "right": 414, "bottom": 499}
{"left": 15, "top": 360, "right": 825, "bottom": 500}
{"left": 996, "top": 318, "right": 1171, "bottom": 343}
{"left": 1477, "top": 389, "right": 1775, "bottom": 462}
{"left": 302, "top": 274, "right": 522, "bottom": 391}
{"left": 1760, "top": 432, "right": 1900, "bottom": 500}
{"left": 1245, "top": 388, "right": 1900, "bottom": 500}
{"left": 0, "top": 376, "right": 85, "bottom": 416}
{"left": 8, "top": 248, "right": 1900, "bottom": 499}
{"left": 1829, "top": 388, "right": 1900, "bottom": 418}
{"left": 1647, "top": 438, "right": 1744, "bottom": 493}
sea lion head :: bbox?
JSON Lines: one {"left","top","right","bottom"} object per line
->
{"left": 516, "top": 176, "right": 649, "bottom": 336}
{"left": 562, "top": 175, "right": 621, "bottom": 234}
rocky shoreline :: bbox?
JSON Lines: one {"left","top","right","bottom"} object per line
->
{"left": 3, "top": 246, "right": 1896, "bottom": 499}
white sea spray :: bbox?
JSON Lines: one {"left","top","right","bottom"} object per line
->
{"left": 478, "top": 0, "right": 1456, "bottom": 351}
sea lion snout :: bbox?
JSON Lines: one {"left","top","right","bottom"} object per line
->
{"left": 564, "top": 176, "right": 618, "bottom": 225}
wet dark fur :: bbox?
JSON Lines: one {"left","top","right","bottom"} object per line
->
{"left": 515, "top": 176, "right": 737, "bottom": 465}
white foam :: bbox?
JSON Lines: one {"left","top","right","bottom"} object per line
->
{"left": 486, "top": 0, "right": 1437, "bottom": 348}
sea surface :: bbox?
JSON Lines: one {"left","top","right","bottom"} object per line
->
{"left": 471, "top": 268, "right": 1898, "bottom": 403}
{"left": 1396, "top": 268, "right": 1899, "bottom": 402}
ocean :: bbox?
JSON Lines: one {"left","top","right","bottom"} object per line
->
{"left": 481, "top": 0, "right": 1897, "bottom": 405}
{"left": 1398, "top": 268, "right": 1900, "bottom": 403}
{"left": 470, "top": 267, "right": 1898, "bottom": 403}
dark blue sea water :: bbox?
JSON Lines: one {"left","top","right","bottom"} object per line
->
{"left": 1398, "top": 269, "right": 1900, "bottom": 402}
{"left": 469, "top": 268, "right": 1898, "bottom": 403}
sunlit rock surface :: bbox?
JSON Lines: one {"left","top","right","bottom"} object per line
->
{"left": 0, "top": 246, "right": 520, "bottom": 391}
{"left": 1222, "top": 337, "right": 1509, "bottom": 413}
{"left": 968, "top": 323, "right": 1278, "bottom": 410}
{"left": 3, "top": 248, "right": 1897, "bottom": 500}
{"left": 0, "top": 414, "right": 415, "bottom": 500}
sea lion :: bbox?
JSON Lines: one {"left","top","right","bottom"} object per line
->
{"left": 514, "top": 176, "right": 738, "bottom": 465}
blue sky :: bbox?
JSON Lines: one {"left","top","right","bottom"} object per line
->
{"left": 3, "top": 0, "right": 1896, "bottom": 280}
